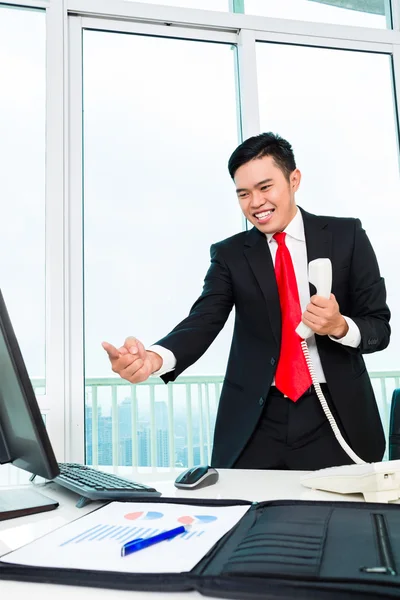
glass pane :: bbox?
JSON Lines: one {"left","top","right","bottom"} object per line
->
{"left": 256, "top": 42, "right": 400, "bottom": 440}
{"left": 123, "top": 0, "right": 229, "bottom": 10}
{"left": 83, "top": 31, "right": 240, "bottom": 468}
{"left": 0, "top": 6, "right": 46, "bottom": 393}
{"left": 246, "top": 0, "right": 389, "bottom": 28}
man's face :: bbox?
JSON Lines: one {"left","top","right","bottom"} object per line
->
{"left": 234, "top": 155, "right": 300, "bottom": 234}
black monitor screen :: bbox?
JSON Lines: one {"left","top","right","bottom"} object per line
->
{"left": 0, "top": 290, "right": 59, "bottom": 480}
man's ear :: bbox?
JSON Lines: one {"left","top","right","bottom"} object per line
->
{"left": 290, "top": 168, "right": 301, "bottom": 191}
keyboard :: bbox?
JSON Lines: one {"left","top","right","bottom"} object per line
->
{"left": 54, "top": 463, "right": 161, "bottom": 508}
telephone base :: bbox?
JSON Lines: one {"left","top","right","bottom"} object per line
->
{"left": 300, "top": 460, "right": 400, "bottom": 504}
{"left": 362, "top": 488, "right": 400, "bottom": 503}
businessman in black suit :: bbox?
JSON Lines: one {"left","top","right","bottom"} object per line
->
{"left": 103, "top": 133, "right": 390, "bottom": 470}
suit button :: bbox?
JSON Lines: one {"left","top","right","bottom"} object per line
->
{"left": 270, "top": 357, "right": 276, "bottom": 366}
{"left": 259, "top": 397, "right": 264, "bottom": 406}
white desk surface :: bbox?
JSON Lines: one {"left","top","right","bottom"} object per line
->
{"left": 0, "top": 466, "right": 366, "bottom": 599}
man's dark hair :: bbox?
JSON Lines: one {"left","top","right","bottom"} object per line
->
{"left": 228, "top": 132, "right": 296, "bottom": 181}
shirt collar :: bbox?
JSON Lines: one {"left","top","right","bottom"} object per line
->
{"left": 266, "top": 207, "right": 305, "bottom": 243}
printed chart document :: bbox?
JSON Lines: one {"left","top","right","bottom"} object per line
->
{"left": 1, "top": 501, "right": 250, "bottom": 573}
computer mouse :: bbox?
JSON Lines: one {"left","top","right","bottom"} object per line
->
{"left": 174, "top": 465, "right": 219, "bottom": 490}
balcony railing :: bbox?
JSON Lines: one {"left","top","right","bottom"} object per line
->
{"left": 32, "top": 371, "right": 400, "bottom": 468}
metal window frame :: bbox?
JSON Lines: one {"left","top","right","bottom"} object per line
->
{"left": 44, "top": 0, "right": 67, "bottom": 459}
{"left": 67, "top": 14, "right": 241, "bottom": 463}
{"left": 67, "top": 0, "right": 400, "bottom": 40}
{"left": 392, "top": 0, "right": 400, "bottom": 29}
{"left": 79, "top": 15, "right": 237, "bottom": 41}
{"left": 2, "top": 0, "right": 400, "bottom": 463}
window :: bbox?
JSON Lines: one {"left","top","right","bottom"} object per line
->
{"left": 246, "top": 0, "right": 390, "bottom": 28}
{"left": 256, "top": 41, "right": 400, "bottom": 436}
{"left": 82, "top": 30, "right": 240, "bottom": 467}
{"left": 124, "top": 0, "right": 229, "bottom": 9}
{"left": 0, "top": 5, "right": 46, "bottom": 394}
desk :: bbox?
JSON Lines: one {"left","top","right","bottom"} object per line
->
{"left": 0, "top": 467, "right": 366, "bottom": 599}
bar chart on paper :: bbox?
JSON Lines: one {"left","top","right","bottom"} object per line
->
{"left": 60, "top": 512, "right": 217, "bottom": 546}
{"left": 2, "top": 502, "right": 249, "bottom": 573}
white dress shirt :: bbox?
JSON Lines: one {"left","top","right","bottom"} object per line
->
{"left": 149, "top": 208, "right": 361, "bottom": 378}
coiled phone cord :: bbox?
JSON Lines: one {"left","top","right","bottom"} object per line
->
{"left": 301, "top": 339, "right": 366, "bottom": 465}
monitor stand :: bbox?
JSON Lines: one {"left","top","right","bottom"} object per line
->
{"left": 0, "top": 436, "right": 59, "bottom": 521}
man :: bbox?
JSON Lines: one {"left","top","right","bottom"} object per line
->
{"left": 103, "top": 133, "right": 390, "bottom": 471}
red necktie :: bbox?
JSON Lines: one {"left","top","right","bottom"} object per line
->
{"left": 273, "top": 232, "right": 311, "bottom": 401}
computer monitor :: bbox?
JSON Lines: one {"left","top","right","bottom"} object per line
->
{"left": 0, "top": 289, "right": 60, "bottom": 520}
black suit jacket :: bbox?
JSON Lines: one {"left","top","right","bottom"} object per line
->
{"left": 156, "top": 207, "right": 391, "bottom": 467}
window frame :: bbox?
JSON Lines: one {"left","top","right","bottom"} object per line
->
{"left": 2, "top": 0, "right": 399, "bottom": 463}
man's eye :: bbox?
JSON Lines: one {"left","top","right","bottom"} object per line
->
{"left": 238, "top": 193, "right": 248, "bottom": 199}
{"left": 260, "top": 185, "right": 271, "bottom": 191}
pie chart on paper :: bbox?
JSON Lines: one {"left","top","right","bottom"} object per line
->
{"left": 177, "top": 515, "right": 217, "bottom": 525}
{"left": 123, "top": 511, "right": 164, "bottom": 521}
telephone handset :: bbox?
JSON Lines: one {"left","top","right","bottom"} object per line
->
{"left": 296, "top": 258, "right": 366, "bottom": 465}
{"left": 295, "top": 258, "right": 332, "bottom": 340}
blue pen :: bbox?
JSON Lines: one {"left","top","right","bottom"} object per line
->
{"left": 121, "top": 525, "right": 186, "bottom": 557}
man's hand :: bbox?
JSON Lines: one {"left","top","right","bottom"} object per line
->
{"left": 101, "top": 336, "right": 163, "bottom": 384}
{"left": 301, "top": 293, "right": 348, "bottom": 338}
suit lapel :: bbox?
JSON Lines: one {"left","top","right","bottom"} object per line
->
{"left": 300, "top": 207, "right": 332, "bottom": 294}
{"left": 243, "top": 208, "right": 332, "bottom": 346}
{"left": 243, "top": 227, "right": 281, "bottom": 346}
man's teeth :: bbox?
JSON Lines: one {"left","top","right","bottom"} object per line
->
{"left": 256, "top": 210, "right": 273, "bottom": 219}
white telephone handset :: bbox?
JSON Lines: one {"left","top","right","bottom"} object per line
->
{"left": 296, "top": 258, "right": 366, "bottom": 466}
{"left": 296, "top": 258, "right": 332, "bottom": 340}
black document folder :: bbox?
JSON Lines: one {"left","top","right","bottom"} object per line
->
{"left": 2, "top": 497, "right": 400, "bottom": 599}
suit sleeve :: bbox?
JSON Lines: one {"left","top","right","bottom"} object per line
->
{"left": 348, "top": 219, "right": 390, "bottom": 354}
{"left": 154, "top": 243, "right": 234, "bottom": 382}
